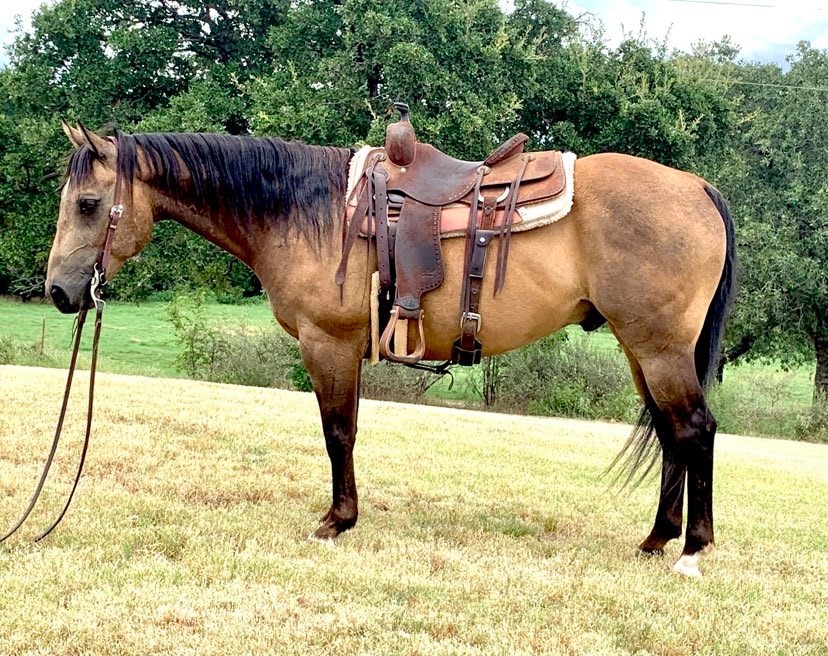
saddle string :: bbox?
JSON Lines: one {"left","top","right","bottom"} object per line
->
{"left": 494, "top": 155, "right": 532, "bottom": 295}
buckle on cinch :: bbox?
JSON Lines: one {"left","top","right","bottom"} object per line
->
{"left": 460, "top": 311, "right": 482, "bottom": 332}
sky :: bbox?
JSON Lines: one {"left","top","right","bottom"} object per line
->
{"left": 1, "top": 0, "right": 827, "bottom": 68}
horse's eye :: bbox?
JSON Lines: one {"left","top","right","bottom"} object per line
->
{"left": 79, "top": 198, "right": 100, "bottom": 215}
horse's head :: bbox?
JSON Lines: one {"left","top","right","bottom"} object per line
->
{"left": 47, "top": 122, "right": 154, "bottom": 313}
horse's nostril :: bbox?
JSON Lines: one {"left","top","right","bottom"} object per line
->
{"left": 49, "top": 285, "right": 70, "bottom": 310}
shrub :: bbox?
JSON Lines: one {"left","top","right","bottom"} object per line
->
{"left": 361, "top": 362, "right": 431, "bottom": 403}
{"left": 482, "top": 333, "right": 640, "bottom": 423}
{"left": 794, "top": 396, "right": 828, "bottom": 443}
{"left": 166, "top": 292, "right": 311, "bottom": 390}
{"left": 0, "top": 335, "right": 15, "bottom": 364}
{"left": 0, "top": 334, "right": 60, "bottom": 367}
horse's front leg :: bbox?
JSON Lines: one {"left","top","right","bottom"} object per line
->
{"left": 299, "top": 325, "right": 366, "bottom": 541}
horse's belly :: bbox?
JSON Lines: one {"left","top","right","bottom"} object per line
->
{"left": 418, "top": 223, "right": 586, "bottom": 359}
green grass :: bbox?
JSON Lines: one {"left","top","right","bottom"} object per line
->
{"left": 0, "top": 365, "right": 826, "bottom": 655}
{"left": 0, "top": 296, "right": 275, "bottom": 377}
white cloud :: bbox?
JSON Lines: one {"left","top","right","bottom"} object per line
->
{"left": 0, "top": 0, "right": 50, "bottom": 66}
{"left": 566, "top": 0, "right": 828, "bottom": 63}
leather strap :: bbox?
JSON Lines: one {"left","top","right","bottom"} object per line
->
{"left": 0, "top": 310, "right": 88, "bottom": 542}
{"left": 458, "top": 168, "right": 486, "bottom": 318}
{"left": 452, "top": 169, "right": 499, "bottom": 365}
{"left": 484, "top": 133, "right": 529, "bottom": 166}
{"left": 34, "top": 304, "right": 102, "bottom": 542}
{"left": 457, "top": 192, "right": 497, "bottom": 355}
{"left": 372, "top": 166, "right": 392, "bottom": 289}
{"left": 336, "top": 153, "right": 389, "bottom": 290}
{"left": 494, "top": 155, "right": 532, "bottom": 295}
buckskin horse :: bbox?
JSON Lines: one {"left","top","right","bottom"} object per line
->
{"left": 43, "top": 120, "right": 735, "bottom": 578}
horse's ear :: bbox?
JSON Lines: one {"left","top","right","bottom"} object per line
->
{"left": 76, "top": 120, "right": 117, "bottom": 162}
{"left": 61, "top": 119, "right": 86, "bottom": 149}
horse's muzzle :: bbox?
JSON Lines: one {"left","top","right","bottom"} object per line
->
{"left": 46, "top": 279, "right": 92, "bottom": 314}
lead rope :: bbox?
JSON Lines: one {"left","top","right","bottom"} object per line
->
{"left": 0, "top": 309, "right": 89, "bottom": 543}
{"left": 1, "top": 172, "right": 123, "bottom": 543}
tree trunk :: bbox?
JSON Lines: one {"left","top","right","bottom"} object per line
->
{"left": 814, "top": 330, "right": 828, "bottom": 403}
{"left": 716, "top": 334, "right": 757, "bottom": 383}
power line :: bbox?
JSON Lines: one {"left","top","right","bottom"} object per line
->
{"left": 670, "top": 0, "right": 776, "bottom": 6}
{"left": 703, "top": 79, "right": 828, "bottom": 92}
{"left": 670, "top": 0, "right": 828, "bottom": 8}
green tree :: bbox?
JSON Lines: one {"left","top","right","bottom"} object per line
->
{"left": 1, "top": 0, "right": 287, "bottom": 297}
{"left": 719, "top": 43, "right": 828, "bottom": 399}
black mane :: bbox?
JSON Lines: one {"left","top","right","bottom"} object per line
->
{"left": 67, "top": 132, "right": 353, "bottom": 241}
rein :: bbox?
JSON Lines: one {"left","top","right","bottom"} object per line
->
{"left": 0, "top": 177, "right": 123, "bottom": 543}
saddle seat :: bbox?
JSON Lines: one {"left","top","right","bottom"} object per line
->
{"left": 384, "top": 142, "right": 564, "bottom": 209}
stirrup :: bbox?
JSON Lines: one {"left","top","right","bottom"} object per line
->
{"left": 379, "top": 308, "right": 426, "bottom": 365}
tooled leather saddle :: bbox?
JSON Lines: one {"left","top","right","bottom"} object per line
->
{"left": 336, "top": 102, "right": 567, "bottom": 366}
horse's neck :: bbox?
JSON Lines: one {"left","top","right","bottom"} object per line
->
{"left": 152, "top": 191, "right": 256, "bottom": 266}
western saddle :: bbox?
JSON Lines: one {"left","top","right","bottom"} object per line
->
{"left": 336, "top": 102, "right": 566, "bottom": 367}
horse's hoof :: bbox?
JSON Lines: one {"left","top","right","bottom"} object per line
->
{"left": 636, "top": 546, "right": 665, "bottom": 558}
{"left": 307, "top": 530, "right": 337, "bottom": 547}
{"left": 672, "top": 553, "right": 703, "bottom": 578}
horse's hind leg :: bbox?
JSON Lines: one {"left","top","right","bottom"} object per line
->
{"left": 615, "top": 338, "right": 686, "bottom": 555}
{"left": 637, "top": 352, "right": 717, "bottom": 577}
{"left": 638, "top": 408, "right": 687, "bottom": 555}
{"left": 298, "top": 325, "right": 366, "bottom": 541}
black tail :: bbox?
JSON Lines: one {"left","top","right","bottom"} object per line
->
{"left": 695, "top": 185, "right": 737, "bottom": 389}
{"left": 611, "top": 184, "right": 737, "bottom": 486}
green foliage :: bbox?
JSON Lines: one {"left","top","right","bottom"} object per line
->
{"left": 711, "top": 43, "right": 828, "bottom": 395}
{"left": 360, "top": 362, "right": 431, "bottom": 403}
{"left": 709, "top": 371, "right": 828, "bottom": 443}
{"left": 0, "top": 334, "right": 60, "bottom": 367}
{"left": 166, "top": 291, "right": 223, "bottom": 379}
{"left": 482, "top": 334, "right": 640, "bottom": 422}
{"left": 0, "top": 0, "right": 823, "bottom": 400}
{"left": 108, "top": 223, "right": 259, "bottom": 302}
{"left": 165, "top": 291, "right": 311, "bottom": 390}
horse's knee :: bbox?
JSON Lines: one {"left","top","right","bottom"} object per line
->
{"left": 323, "top": 419, "right": 356, "bottom": 455}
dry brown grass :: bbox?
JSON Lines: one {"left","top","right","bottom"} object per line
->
{"left": 0, "top": 365, "right": 826, "bottom": 655}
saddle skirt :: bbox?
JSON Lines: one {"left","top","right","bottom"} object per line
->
{"left": 346, "top": 146, "right": 577, "bottom": 237}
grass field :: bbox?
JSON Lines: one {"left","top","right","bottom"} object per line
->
{"left": 0, "top": 297, "right": 275, "bottom": 378}
{"left": 0, "top": 365, "right": 826, "bottom": 655}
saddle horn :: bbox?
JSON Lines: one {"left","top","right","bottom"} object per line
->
{"left": 385, "top": 101, "right": 417, "bottom": 167}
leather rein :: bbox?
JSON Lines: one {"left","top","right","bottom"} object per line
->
{"left": 0, "top": 173, "right": 124, "bottom": 543}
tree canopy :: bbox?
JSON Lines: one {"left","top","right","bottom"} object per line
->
{"left": 0, "top": 0, "right": 826, "bottom": 397}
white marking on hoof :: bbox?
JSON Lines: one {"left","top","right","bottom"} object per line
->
{"left": 306, "top": 533, "right": 336, "bottom": 548}
{"left": 673, "top": 553, "right": 703, "bottom": 578}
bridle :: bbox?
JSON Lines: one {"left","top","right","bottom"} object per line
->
{"left": 0, "top": 169, "right": 124, "bottom": 543}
